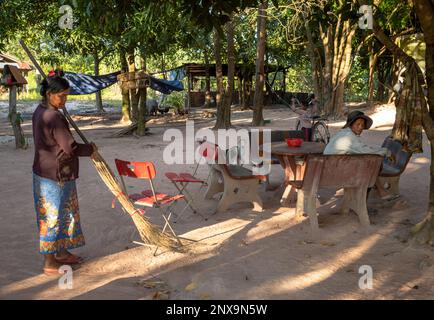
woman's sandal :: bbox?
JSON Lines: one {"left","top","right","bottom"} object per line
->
{"left": 55, "top": 254, "right": 84, "bottom": 265}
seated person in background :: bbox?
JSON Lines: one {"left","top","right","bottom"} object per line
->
{"left": 324, "top": 110, "right": 399, "bottom": 201}
{"left": 289, "top": 94, "right": 318, "bottom": 141}
{"left": 307, "top": 93, "right": 319, "bottom": 115}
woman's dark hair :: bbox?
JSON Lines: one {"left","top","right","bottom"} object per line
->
{"left": 40, "top": 70, "right": 70, "bottom": 97}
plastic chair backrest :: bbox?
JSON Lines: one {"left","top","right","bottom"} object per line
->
{"left": 115, "top": 159, "right": 156, "bottom": 180}
{"left": 198, "top": 141, "right": 219, "bottom": 163}
{"left": 381, "top": 137, "right": 412, "bottom": 173}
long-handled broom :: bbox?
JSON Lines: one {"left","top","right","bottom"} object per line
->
{"left": 20, "top": 40, "right": 180, "bottom": 251}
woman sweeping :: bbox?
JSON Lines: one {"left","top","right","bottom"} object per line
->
{"left": 32, "top": 71, "right": 96, "bottom": 275}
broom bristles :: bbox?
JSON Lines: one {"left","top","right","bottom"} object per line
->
{"left": 91, "top": 151, "right": 180, "bottom": 251}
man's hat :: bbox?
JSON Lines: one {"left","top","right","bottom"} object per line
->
{"left": 343, "top": 110, "right": 373, "bottom": 129}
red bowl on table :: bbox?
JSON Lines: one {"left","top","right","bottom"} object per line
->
{"left": 286, "top": 138, "right": 303, "bottom": 147}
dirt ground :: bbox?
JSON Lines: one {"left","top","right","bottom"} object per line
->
{"left": 0, "top": 103, "right": 433, "bottom": 300}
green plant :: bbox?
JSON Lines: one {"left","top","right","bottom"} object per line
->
{"left": 164, "top": 92, "right": 185, "bottom": 114}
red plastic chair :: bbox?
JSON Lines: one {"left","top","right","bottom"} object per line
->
{"left": 164, "top": 141, "right": 218, "bottom": 221}
{"left": 114, "top": 159, "right": 184, "bottom": 252}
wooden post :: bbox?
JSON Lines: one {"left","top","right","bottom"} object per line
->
{"left": 205, "top": 64, "right": 211, "bottom": 108}
{"left": 137, "top": 51, "right": 147, "bottom": 136}
{"left": 94, "top": 52, "right": 104, "bottom": 112}
{"left": 8, "top": 85, "right": 26, "bottom": 149}
{"left": 187, "top": 73, "right": 192, "bottom": 112}
{"left": 238, "top": 76, "right": 243, "bottom": 106}
{"left": 127, "top": 49, "right": 139, "bottom": 122}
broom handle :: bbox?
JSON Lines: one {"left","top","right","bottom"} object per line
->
{"left": 19, "top": 39, "right": 47, "bottom": 78}
{"left": 19, "top": 39, "right": 90, "bottom": 144}
{"left": 61, "top": 106, "right": 89, "bottom": 144}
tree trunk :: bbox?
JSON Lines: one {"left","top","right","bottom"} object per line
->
{"left": 411, "top": 144, "right": 434, "bottom": 245}
{"left": 161, "top": 54, "right": 166, "bottom": 80}
{"left": 213, "top": 20, "right": 234, "bottom": 129}
{"left": 414, "top": 0, "right": 434, "bottom": 120}
{"left": 204, "top": 51, "right": 211, "bottom": 108}
{"left": 238, "top": 76, "right": 243, "bottom": 107}
{"left": 376, "top": 56, "right": 392, "bottom": 103}
{"left": 320, "top": 17, "right": 356, "bottom": 116}
{"left": 320, "top": 24, "right": 333, "bottom": 114}
{"left": 303, "top": 11, "right": 321, "bottom": 104}
{"left": 391, "top": 63, "right": 423, "bottom": 153}
{"left": 224, "top": 19, "right": 235, "bottom": 128}
{"left": 376, "top": 65, "right": 386, "bottom": 102}
{"left": 252, "top": 0, "right": 267, "bottom": 126}
{"left": 242, "top": 74, "right": 251, "bottom": 110}
{"left": 94, "top": 52, "right": 104, "bottom": 112}
{"left": 411, "top": 0, "right": 434, "bottom": 245}
{"left": 367, "top": 43, "right": 377, "bottom": 108}
{"left": 187, "top": 73, "right": 192, "bottom": 113}
{"left": 127, "top": 48, "right": 139, "bottom": 122}
{"left": 120, "top": 49, "right": 131, "bottom": 123}
{"left": 137, "top": 50, "right": 147, "bottom": 136}
{"left": 359, "top": 0, "right": 434, "bottom": 244}
{"left": 213, "top": 28, "right": 226, "bottom": 129}
{"left": 8, "top": 85, "right": 26, "bottom": 149}
{"left": 334, "top": 19, "right": 356, "bottom": 115}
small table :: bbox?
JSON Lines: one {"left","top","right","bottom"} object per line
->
{"left": 264, "top": 141, "right": 325, "bottom": 206}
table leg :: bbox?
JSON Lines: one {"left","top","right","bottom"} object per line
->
{"left": 272, "top": 155, "right": 288, "bottom": 200}
{"left": 296, "top": 188, "right": 305, "bottom": 216}
{"left": 279, "top": 156, "right": 298, "bottom": 206}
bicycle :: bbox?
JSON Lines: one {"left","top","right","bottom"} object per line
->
{"left": 295, "top": 115, "right": 330, "bottom": 144}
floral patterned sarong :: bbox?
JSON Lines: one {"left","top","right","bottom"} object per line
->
{"left": 33, "top": 174, "right": 85, "bottom": 254}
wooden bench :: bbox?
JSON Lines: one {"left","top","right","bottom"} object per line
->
{"left": 214, "top": 163, "right": 266, "bottom": 213}
{"left": 289, "top": 154, "right": 384, "bottom": 233}
{"left": 377, "top": 136, "right": 412, "bottom": 195}
{"left": 198, "top": 142, "right": 225, "bottom": 200}
{"left": 200, "top": 141, "right": 266, "bottom": 213}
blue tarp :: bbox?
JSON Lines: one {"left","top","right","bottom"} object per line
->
{"left": 64, "top": 71, "right": 184, "bottom": 95}
{"left": 64, "top": 71, "right": 121, "bottom": 95}
{"left": 149, "top": 77, "right": 183, "bottom": 94}
{"left": 168, "top": 67, "right": 187, "bottom": 81}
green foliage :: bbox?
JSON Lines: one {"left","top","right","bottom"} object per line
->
{"left": 376, "top": 0, "right": 416, "bottom": 34}
{"left": 164, "top": 91, "right": 185, "bottom": 114}
{"left": 346, "top": 56, "right": 369, "bottom": 102}
{"left": 177, "top": 0, "right": 262, "bottom": 34}
{"left": 285, "top": 56, "right": 312, "bottom": 92}
{"left": 0, "top": 0, "right": 421, "bottom": 109}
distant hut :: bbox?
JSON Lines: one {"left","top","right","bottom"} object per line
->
{"left": 153, "top": 63, "right": 293, "bottom": 111}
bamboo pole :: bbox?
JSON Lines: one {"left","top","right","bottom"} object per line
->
{"left": 8, "top": 84, "right": 27, "bottom": 149}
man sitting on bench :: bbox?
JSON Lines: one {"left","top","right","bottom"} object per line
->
{"left": 323, "top": 110, "right": 399, "bottom": 202}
